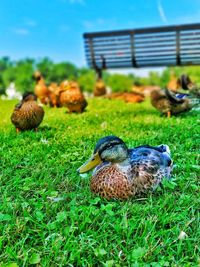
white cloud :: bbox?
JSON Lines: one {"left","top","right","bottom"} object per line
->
{"left": 13, "top": 28, "right": 29, "bottom": 35}
{"left": 157, "top": 0, "right": 168, "bottom": 24}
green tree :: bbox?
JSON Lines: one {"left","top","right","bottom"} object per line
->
{"left": 160, "top": 68, "right": 171, "bottom": 88}
{"left": 36, "top": 57, "right": 54, "bottom": 83}
{"left": 36, "top": 59, "right": 78, "bottom": 84}
{"left": 1, "top": 58, "right": 35, "bottom": 94}
{"left": 2, "top": 65, "right": 17, "bottom": 88}
{"left": 106, "top": 74, "right": 133, "bottom": 92}
{"left": 0, "top": 57, "right": 13, "bottom": 93}
{"left": 14, "top": 59, "right": 35, "bottom": 93}
{"left": 148, "top": 71, "right": 161, "bottom": 86}
{"left": 78, "top": 69, "right": 96, "bottom": 93}
{"left": 49, "top": 62, "right": 78, "bottom": 83}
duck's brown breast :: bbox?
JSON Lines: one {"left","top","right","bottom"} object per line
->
{"left": 90, "top": 165, "right": 134, "bottom": 200}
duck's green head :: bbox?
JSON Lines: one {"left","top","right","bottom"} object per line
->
{"left": 78, "top": 135, "right": 128, "bottom": 173}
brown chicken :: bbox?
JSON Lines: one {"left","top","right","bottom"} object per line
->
{"left": 33, "top": 71, "right": 50, "bottom": 105}
{"left": 106, "top": 91, "right": 145, "bottom": 103}
{"left": 58, "top": 80, "right": 87, "bottom": 113}
{"left": 94, "top": 78, "right": 106, "bottom": 96}
{"left": 11, "top": 92, "right": 44, "bottom": 132}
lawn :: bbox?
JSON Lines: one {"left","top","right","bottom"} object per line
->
{"left": 0, "top": 98, "right": 199, "bottom": 266}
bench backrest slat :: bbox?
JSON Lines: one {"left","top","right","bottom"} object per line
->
{"left": 83, "top": 23, "right": 200, "bottom": 69}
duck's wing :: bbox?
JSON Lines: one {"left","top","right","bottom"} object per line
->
{"left": 129, "top": 145, "right": 173, "bottom": 179}
{"left": 165, "top": 89, "right": 185, "bottom": 104}
{"left": 132, "top": 144, "right": 170, "bottom": 154}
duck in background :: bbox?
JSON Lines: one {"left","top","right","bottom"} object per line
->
{"left": 94, "top": 78, "right": 106, "bottom": 97}
{"left": 150, "top": 88, "right": 194, "bottom": 117}
{"left": 78, "top": 135, "right": 173, "bottom": 200}
{"left": 57, "top": 80, "right": 87, "bottom": 113}
{"left": 93, "top": 55, "right": 107, "bottom": 97}
{"left": 33, "top": 71, "right": 50, "bottom": 105}
{"left": 11, "top": 92, "right": 44, "bottom": 132}
{"left": 48, "top": 82, "right": 60, "bottom": 107}
{"left": 106, "top": 91, "right": 145, "bottom": 103}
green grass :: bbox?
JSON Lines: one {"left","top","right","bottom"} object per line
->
{"left": 0, "top": 98, "right": 199, "bottom": 267}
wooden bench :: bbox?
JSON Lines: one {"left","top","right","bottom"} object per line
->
{"left": 83, "top": 23, "right": 200, "bottom": 73}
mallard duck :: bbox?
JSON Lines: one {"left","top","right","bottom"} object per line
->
{"left": 58, "top": 80, "right": 87, "bottom": 113}
{"left": 33, "top": 71, "right": 50, "bottom": 105}
{"left": 11, "top": 92, "right": 44, "bottom": 132}
{"left": 94, "top": 78, "right": 106, "bottom": 96}
{"left": 78, "top": 136, "right": 173, "bottom": 200}
{"left": 150, "top": 88, "right": 193, "bottom": 117}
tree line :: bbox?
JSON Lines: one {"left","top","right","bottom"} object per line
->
{"left": 1, "top": 56, "right": 200, "bottom": 94}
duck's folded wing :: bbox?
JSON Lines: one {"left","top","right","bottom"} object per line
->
{"left": 129, "top": 147, "right": 172, "bottom": 178}
{"left": 130, "top": 144, "right": 169, "bottom": 154}
{"left": 165, "top": 89, "right": 185, "bottom": 104}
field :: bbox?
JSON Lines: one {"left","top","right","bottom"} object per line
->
{"left": 0, "top": 98, "right": 199, "bottom": 266}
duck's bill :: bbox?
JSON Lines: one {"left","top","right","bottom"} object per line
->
{"left": 78, "top": 152, "right": 102, "bottom": 173}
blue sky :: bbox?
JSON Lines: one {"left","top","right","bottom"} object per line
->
{"left": 1, "top": 0, "right": 200, "bottom": 75}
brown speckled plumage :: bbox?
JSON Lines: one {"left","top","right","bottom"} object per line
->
{"left": 11, "top": 93, "right": 44, "bottom": 131}
{"left": 91, "top": 165, "right": 134, "bottom": 199}
{"left": 90, "top": 161, "right": 167, "bottom": 200}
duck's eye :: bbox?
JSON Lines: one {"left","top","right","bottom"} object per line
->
{"left": 101, "top": 141, "right": 120, "bottom": 153}
{"left": 142, "top": 152, "right": 149, "bottom": 156}
{"left": 104, "top": 144, "right": 113, "bottom": 150}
